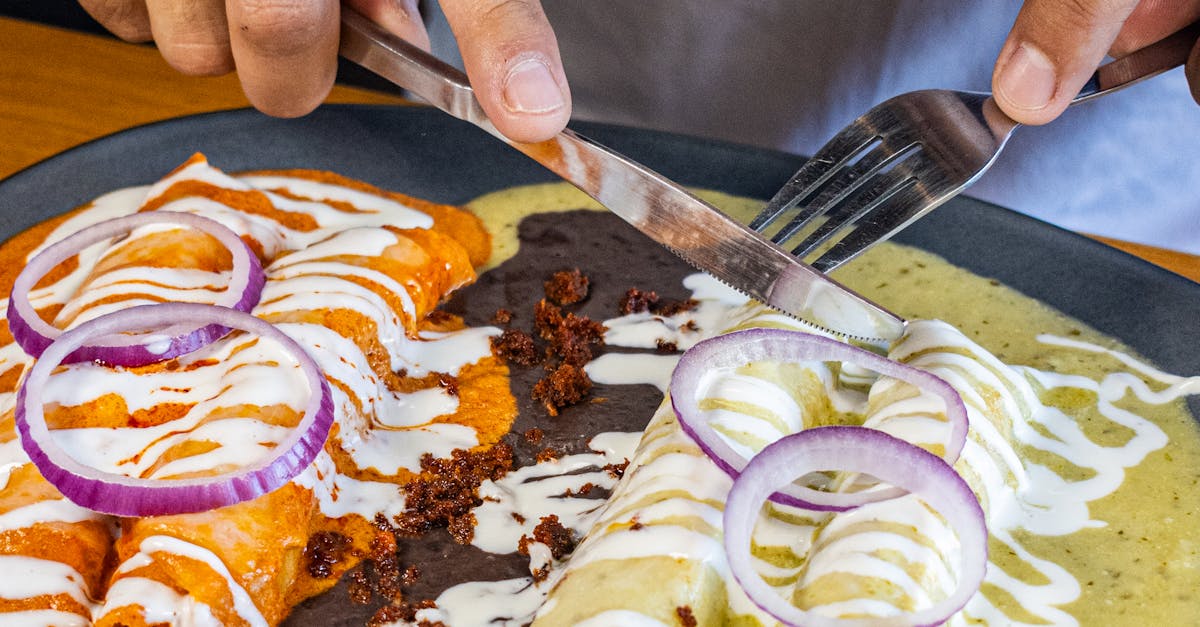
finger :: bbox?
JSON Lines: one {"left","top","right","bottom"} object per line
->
{"left": 441, "top": 0, "right": 571, "bottom": 143}
{"left": 993, "top": 0, "right": 1142, "bottom": 125}
{"left": 344, "top": 0, "right": 431, "bottom": 51}
{"left": 225, "top": 0, "right": 341, "bottom": 118}
{"left": 1111, "top": 0, "right": 1200, "bottom": 55}
{"left": 78, "top": 0, "right": 153, "bottom": 42}
{"left": 145, "top": 0, "right": 234, "bottom": 76}
{"left": 1188, "top": 39, "right": 1200, "bottom": 104}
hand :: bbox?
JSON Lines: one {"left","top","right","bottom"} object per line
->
{"left": 78, "top": 0, "right": 571, "bottom": 143}
{"left": 992, "top": 0, "right": 1200, "bottom": 125}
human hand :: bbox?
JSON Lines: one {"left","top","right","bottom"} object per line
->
{"left": 992, "top": 0, "right": 1200, "bottom": 125}
{"left": 78, "top": 0, "right": 571, "bottom": 142}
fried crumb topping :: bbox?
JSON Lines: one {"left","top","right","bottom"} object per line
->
{"left": 393, "top": 444, "right": 514, "bottom": 544}
{"left": 544, "top": 268, "right": 590, "bottom": 305}
{"left": 517, "top": 514, "right": 577, "bottom": 561}
{"left": 304, "top": 531, "right": 354, "bottom": 579}
{"left": 532, "top": 364, "right": 592, "bottom": 416}
{"left": 491, "top": 328, "right": 540, "bottom": 367}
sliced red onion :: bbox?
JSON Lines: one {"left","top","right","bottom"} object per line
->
{"left": 14, "top": 303, "right": 333, "bottom": 517}
{"left": 670, "top": 327, "right": 967, "bottom": 511}
{"left": 7, "top": 211, "right": 264, "bottom": 366}
{"left": 724, "top": 426, "right": 987, "bottom": 627}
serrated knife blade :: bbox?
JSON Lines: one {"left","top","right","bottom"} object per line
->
{"left": 340, "top": 8, "right": 906, "bottom": 343}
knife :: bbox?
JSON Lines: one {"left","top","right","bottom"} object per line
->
{"left": 338, "top": 7, "right": 906, "bottom": 343}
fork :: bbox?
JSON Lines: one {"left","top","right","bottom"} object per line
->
{"left": 750, "top": 22, "right": 1200, "bottom": 273}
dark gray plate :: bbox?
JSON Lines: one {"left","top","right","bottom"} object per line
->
{"left": 1, "top": 105, "right": 1197, "bottom": 621}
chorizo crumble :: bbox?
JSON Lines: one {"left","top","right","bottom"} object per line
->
{"left": 603, "top": 459, "right": 630, "bottom": 479}
{"left": 491, "top": 307, "right": 514, "bottom": 325}
{"left": 304, "top": 530, "right": 355, "bottom": 579}
{"left": 548, "top": 311, "right": 605, "bottom": 367}
{"left": 491, "top": 328, "right": 539, "bottom": 366}
{"left": 618, "top": 286, "right": 698, "bottom": 318}
{"left": 393, "top": 444, "right": 514, "bottom": 544}
{"left": 618, "top": 287, "right": 659, "bottom": 314}
{"left": 435, "top": 372, "right": 459, "bottom": 397}
{"left": 543, "top": 268, "right": 590, "bottom": 305}
{"left": 523, "top": 427, "right": 545, "bottom": 445}
{"left": 532, "top": 363, "right": 593, "bottom": 416}
{"left": 368, "top": 599, "right": 442, "bottom": 627}
{"left": 491, "top": 270, "right": 607, "bottom": 415}
{"left": 535, "top": 447, "right": 563, "bottom": 463}
{"left": 517, "top": 514, "right": 577, "bottom": 561}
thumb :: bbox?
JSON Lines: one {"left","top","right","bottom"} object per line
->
{"left": 993, "top": 0, "right": 1142, "bottom": 125}
{"left": 441, "top": 0, "right": 571, "bottom": 143}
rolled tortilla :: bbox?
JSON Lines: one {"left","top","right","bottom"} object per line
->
{"left": 0, "top": 154, "right": 497, "bottom": 625}
{"left": 535, "top": 316, "right": 1034, "bottom": 625}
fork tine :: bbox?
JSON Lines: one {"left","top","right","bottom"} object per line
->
{"left": 809, "top": 177, "right": 932, "bottom": 272}
{"left": 769, "top": 138, "right": 920, "bottom": 245}
{"left": 784, "top": 199, "right": 873, "bottom": 258}
{"left": 802, "top": 140, "right": 919, "bottom": 221}
{"left": 796, "top": 163, "right": 916, "bottom": 260}
{"left": 749, "top": 118, "right": 882, "bottom": 232}
{"left": 760, "top": 178, "right": 839, "bottom": 243}
{"left": 755, "top": 164, "right": 821, "bottom": 229}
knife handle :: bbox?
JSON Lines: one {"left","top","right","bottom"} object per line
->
{"left": 339, "top": 7, "right": 491, "bottom": 128}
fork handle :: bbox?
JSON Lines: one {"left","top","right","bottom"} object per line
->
{"left": 1074, "top": 21, "right": 1200, "bottom": 104}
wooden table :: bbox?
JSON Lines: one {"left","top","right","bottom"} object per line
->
{"left": 2, "top": 17, "right": 1197, "bottom": 282}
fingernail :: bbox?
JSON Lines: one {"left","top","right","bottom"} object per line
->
{"left": 997, "top": 43, "right": 1056, "bottom": 111}
{"left": 503, "top": 57, "right": 564, "bottom": 114}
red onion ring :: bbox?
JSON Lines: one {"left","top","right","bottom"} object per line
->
{"left": 7, "top": 212, "right": 264, "bottom": 366}
{"left": 670, "top": 327, "right": 967, "bottom": 511}
{"left": 724, "top": 426, "right": 987, "bottom": 627}
{"left": 14, "top": 303, "right": 333, "bottom": 517}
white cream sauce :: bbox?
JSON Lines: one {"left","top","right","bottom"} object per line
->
{"left": 0, "top": 497, "right": 105, "bottom": 534}
{"left": 97, "top": 535, "right": 264, "bottom": 627}
{"left": 0, "top": 555, "right": 94, "bottom": 606}
{"left": 412, "top": 576, "right": 549, "bottom": 627}
{"left": 100, "top": 578, "right": 221, "bottom": 627}
{"left": 0, "top": 437, "right": 28, "bottom": 492}
{"left": 3, "top": 610, "right": 93, "bottom": 627}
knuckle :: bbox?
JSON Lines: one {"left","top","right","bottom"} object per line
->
{"left": 459, "top": 0, "right": 553, "bottom": 63}
{"left": 476, "top": 0, "right": 543, "bottom": 23}
{"left": 1052, "top": 0, "right": 1131, "bottom": 30}
{"left": 462, "top": 0, "right": 548, "bottom": 42}
{"left": 234, "top": 0, "right": 332, "bottom": 57}
{"left": 1109, "top": 31, "right": 1142, "bottom": 56}
{"left": 81, "top": 0, "right": 152, "bottom": 41}
{"left": 160, "top": 41, "right": 234, "bottom": 76}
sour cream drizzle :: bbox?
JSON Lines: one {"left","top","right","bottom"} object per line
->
{"left": 98, "top": 535, "right": 263, "bottom": 627}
